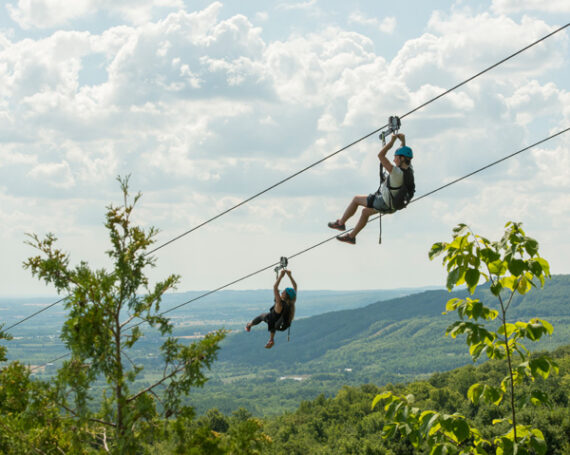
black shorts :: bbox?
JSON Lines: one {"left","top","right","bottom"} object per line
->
{"left": 367, "top": 192, "right": 391, "bottom": 211}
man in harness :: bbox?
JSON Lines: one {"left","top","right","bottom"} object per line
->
{"left": 328, "top": 128, "right": 414, "bottom": 245}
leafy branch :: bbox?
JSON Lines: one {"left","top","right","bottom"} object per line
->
{"left": 375, "top": 222, "right": 556, "bottom": 454}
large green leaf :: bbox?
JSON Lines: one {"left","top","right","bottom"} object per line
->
{"left": 372, "top": 391, "right": 393, "bottom": 410}
{"left": 429, "top": 242, "right": 446, "bottom": 260}
{"left": 507, "top": 259, "right": 526, "bottom": 276}
{"left": 500, "top": 275, "right": 517, "bottom": 291}
{"left": 446, "top": 268, "right": 461, "bottom": 290}
{"left": 465, "top": 269, "right": 480, "bottom": 294}
{"left": 536, "top": 257, "right": 550, "bottom": 276}
{"left": 529, "top": 357, "right": 557, "bottom": 379}
{"left": 488, "top": 259, "right": 507, "bottom": 275}
{"left": 529, "top": 428, "right": 547, "bottom": 455}
{"left": 529, "top": 390, "right": 550, "bottom": 407}
{"left": 497, "top": 323, "right": 516, "bottom": 338}
{"left": 452, "top": 419, "right": 470, "bottom": 443}
{"left": 467, "top": 383, "right": 483, "bottom": 405}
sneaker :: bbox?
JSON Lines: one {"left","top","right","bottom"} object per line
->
{"left": 328, "top": 220, "right": 346, "bottom": 231}
{"left": 245, "top": 324, "right": 251, "bottom": 332}
{"left": 337, "top": 234, "right": 356, "bottom": 245}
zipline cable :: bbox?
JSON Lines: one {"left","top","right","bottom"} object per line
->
{"left": 27, "top": 127, "right": 569, "bottom": 372}
{"left": 3, "top": 297, "right": 66, "bottom": 332}
{"left": 408, "top": 127, "right": 569, "bottom": 205}
{"left": 398, "top": 23, "right": 570, "bottom": 122}
{"left": 28, "top": 353, "right": 69, "bottom": 372}
{"left": 6, "top": 22, "right": 569, "bottom": 333}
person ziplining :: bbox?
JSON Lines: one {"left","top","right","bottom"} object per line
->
{"left": 328, "top": 116, "right": 415, "bottom": 244}
{"left": 245, "top": 258, "right": 298, "bottom": 349}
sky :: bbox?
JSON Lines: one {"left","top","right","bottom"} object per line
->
{"left": 0, "top": 0, "right": 569, "bottom": 299}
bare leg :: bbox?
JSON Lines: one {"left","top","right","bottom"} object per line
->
{"left": 339, "top": 195, "right": 368, "bottom": 225}
{"left": 350, "top": 207, "right": 378, "bottom": 238}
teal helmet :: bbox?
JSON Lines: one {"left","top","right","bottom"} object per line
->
{"left": 395, "top": 146, "right": 413, "bottom": 158}
{"left": 285, "top": 287, "right": 296, "bottom": 300}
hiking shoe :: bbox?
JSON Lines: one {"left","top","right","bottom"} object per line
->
{"left": 337, "top": 234, "right": 356, "bottom": 245}
{"left": 328, "top": 220, "right": 346, "bottom": 231}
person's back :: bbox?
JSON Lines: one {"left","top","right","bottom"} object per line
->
{"left": 273, "top": 299, "right": 292, "bottom": 331}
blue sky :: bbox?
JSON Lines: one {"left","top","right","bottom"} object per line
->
{"left": 0, "top": 0, "right": 568, "bottom": 297}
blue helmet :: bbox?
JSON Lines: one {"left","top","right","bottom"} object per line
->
{"left": 395, "top": 146, "right": 413, "bottom": 158}
{"left": 285, "top": 287, "right": 296, "bottom": 300}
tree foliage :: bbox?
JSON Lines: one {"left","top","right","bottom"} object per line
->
{"left": 258, "top": 345, "right": 569, "bottom": 455}
{"left": 0, "top": 359, "right": 76, "bottom": 454}
{"left": 22, "top": 176, "right": 226, "bottom": 453}
{"left": 150, "top": 408, "right": 270, "bottom": 454}
{"left": 0, "top": 325, "right": 10, "bottom": 362}
{"left": 374, "top": 221, "right": 556, "bottom": 454}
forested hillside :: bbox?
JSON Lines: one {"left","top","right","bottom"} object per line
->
{"left": 153, "top": 345, "right": 570, "bottom": 454}
{"left": 187, "top": 275, "right": 570, "bottom": 415}
{"left": 220, "top": 275, "right": 570, "bottom": 369}
{"left": 263, "top": 345, "right": 570, "bottom": 454}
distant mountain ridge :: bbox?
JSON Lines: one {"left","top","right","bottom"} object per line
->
{"left": 216, "top": 274, "right": 570, "bottom": 382}
{"left": 0, "top": 285, "right": 442, "bottom": 335}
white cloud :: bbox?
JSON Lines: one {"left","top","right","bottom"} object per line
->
{"left": 1, "top": 6, "right": 565, "bottom": 192}
{"left": 0, "top": 30, "right": 91, "bottom": 102}
{"left": 3, "top": 5, "right": 565, "bottom": 203}
{"left": 276, "top": 0, "right": 318, "bottom": 11}
{"left": 6, "top": 0, "right": 184, "bottom": 29}
{"left": 0, "top": 149, "right": 37, "bottom": 167}
{"left": 28, "top": 161, "right": 75, "bottom": 188}
{"left": 264, "top": 27, "right": 376, "bottom": 105}
{"left": 532, "top": 143, "right": 570, "bottom": 189}
{"left": 110, "top": 0, "right": 184, "bottom": 26}
{"left": 7, "top": 0, "right": 92, "bottom": 30}
{"left": 501, "top": 80, "right": 565, "bottom": 126}
{"left": 100, "top": 5, "right": 267, "bottom": 106}
{"left": 1, "top": 2, "right": 569, "bottom": 295}
{"left": 379, "top": 17, "right": 397, "bottom": 34}
{"left": 348, "top": 12, "right": 396, "bottom": 34}
{"left": 255, "top": 12, "right": 269, "bottom": 22}
{"left": 0, "top": 189, "right": 83, "bottom": 236}
{"left": 423, "top": 12, "right": 567, "bottom": 78}
{"left": 63, "top": 141, "right": 119, "bottom": 184}
{"left": 491, "top": 0, "right": 570, "bottom": 14}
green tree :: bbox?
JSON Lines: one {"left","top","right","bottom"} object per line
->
{"left": 0, "top": 325, "right": 9, "bottom": 362}
{"left": 225, "top": 408, "right": 271, "bottom": 455}
{"left": 0, "top": 361, "right": 75, "bottom": 454}
{"left": 24, "top": 176, "right": 226, "bottom": 453}
{"left": 164, "top": 408, "right": 270, "bottom": 455}
{"left": 373, "top": 222, "right": 557, "bottom": 454}
{"left": 1, "top": 327, "right": 74, "bottom": 453}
